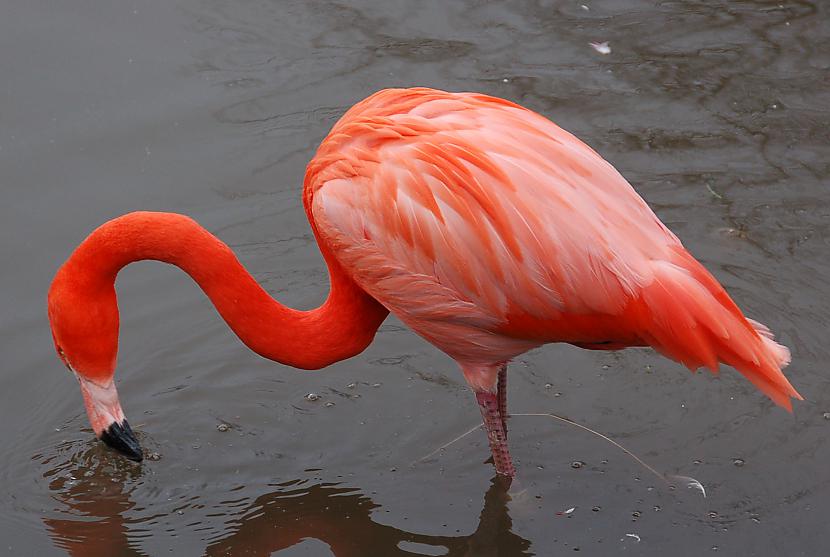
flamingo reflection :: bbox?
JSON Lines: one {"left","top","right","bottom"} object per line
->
{"left": 42, "top": 445, "right": 531, "bottom": 556}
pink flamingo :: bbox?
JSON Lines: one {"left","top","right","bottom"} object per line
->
{"left": 48, "top": 88, "right": 799, "bottom": 476}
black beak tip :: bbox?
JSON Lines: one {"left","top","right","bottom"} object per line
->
{"left": 99, "top": 419, "right": 144, "bottom": 462}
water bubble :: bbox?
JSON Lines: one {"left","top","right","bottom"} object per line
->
{"left": 708, "top": 511, "right": 719, "bottom": 519}
{"left": 217, "top": 423, "right": 230, "bottom": 432}
{"left": 632, "top": 510, "right": 641, "bottom": 518}
{"left": 324, "top": 401, "right": 336, "bottom": 407}
{"left": 571, "top": 460, "right": 585, "bottom": 469}
{"left": 822, "top": 412, "right": 830, "bottom": 420}
{"left": 544, "top": 383, "right": 553, "bottom": 389}
{"left": 592, "top": 506, "right": 601, "bottom": 512}
{"left": 305, "top": 393, "right": 320, "bottom": 402}
{"left": 733, "top": 458, "right": 745, "bottom": 467}
{"left": 146, "top": 452, "right": 162, "bottom": 461}
{"left": 346, "top": 382, "right": 357, "bottom": 389}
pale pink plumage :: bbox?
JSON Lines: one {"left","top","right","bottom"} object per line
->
{"left": 307, "top": 87, "right": 797, "bottom": 407}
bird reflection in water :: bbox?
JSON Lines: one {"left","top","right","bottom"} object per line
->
{"left": 40, "top": 444, "right": 532, "bottom": 556}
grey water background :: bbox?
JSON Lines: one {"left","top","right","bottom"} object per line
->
{"left": 1, "top": 1, "right": 829, "bottom": 555}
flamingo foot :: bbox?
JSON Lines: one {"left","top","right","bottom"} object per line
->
{"left": 476, "top": 390, "right": 516, "bottom": 478}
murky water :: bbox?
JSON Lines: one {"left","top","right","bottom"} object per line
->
{"left": 2, "top": 1, "right": 829, "bottom": 555}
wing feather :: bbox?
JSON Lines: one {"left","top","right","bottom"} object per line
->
{"left": 309, "top": 90, "right": 675, "bottom": 341}
{"left": 306, "top": 89, "right": 798, "bottom": 411}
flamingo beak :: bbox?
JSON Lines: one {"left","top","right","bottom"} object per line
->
{"left": 100, "top": 420, "right": 143, "bottom": 462}
{"left": 76, "top": 374, "right": 143, "bottom": 462}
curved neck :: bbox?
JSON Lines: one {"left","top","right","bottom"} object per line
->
{"left": 53, "top": 211, "right": 389, "bottom": 370}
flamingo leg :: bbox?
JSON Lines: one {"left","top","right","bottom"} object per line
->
{"left": 497, "top": 365, "right": 508, "bottom": 439}
{"left": 476, "top": 390, "right": 516, "bottom": 477}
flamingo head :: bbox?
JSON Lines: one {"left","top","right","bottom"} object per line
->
{"left": 48, "top": 270, "right": 143, "bottom": 462}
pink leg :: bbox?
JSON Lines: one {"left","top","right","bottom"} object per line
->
{"left": 476, "top": 391, "right": 516, "bottom": 477}
{"left": 497, "top": 365, "right": 508, "bottom": 439}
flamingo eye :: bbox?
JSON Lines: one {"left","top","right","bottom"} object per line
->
{"left": 55, "top": 346, "right": 71, "bottom": 370}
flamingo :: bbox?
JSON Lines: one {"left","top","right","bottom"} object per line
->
{"left": 48, "top": 87, "right": 800, "bottom": 477}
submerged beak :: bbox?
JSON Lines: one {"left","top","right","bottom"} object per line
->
{"left": 76, "top": 374, "right": 143, "bottom": 462}
{"left": 100, "top": 419, "right": 143, "bottom": 462}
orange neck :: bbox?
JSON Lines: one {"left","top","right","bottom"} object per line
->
{"left": 49, "top": 212, "right": 388, "bottom": 372}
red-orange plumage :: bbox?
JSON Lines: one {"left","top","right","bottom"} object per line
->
{"left": 49, "top": 87, "right": 799, "bottom": 475}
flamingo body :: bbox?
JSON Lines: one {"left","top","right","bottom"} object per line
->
{"left": 48, "top": 87, "right": 799, "bottom": 474}
{"left": 307, "top": 88, "right": 795, "bottom": 405}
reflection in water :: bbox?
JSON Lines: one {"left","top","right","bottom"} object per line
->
{"left": 39, "top": 444, "right": 144, "bottom": 556}
{"left": 41, "top": 445, "right": 531, "bottom": 556}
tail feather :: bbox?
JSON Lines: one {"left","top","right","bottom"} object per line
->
{"left": 748, "top": 317, "right": 792, "bottom": 367}
{"left": 639, "top": 250, "right": 800, "bottom": 410}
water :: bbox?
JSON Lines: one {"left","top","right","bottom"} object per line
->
{"left": 1, "top": 1, "right": 828, "bottom": 555}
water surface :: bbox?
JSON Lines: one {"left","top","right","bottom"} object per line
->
{"left": 1, "top": 1, "right": 829, "bottom": 555}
